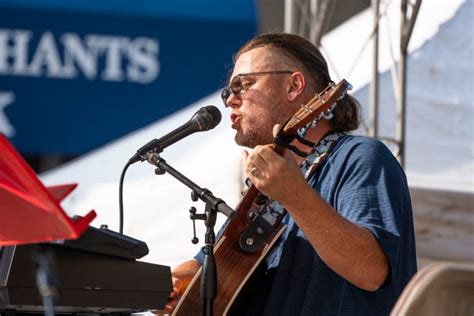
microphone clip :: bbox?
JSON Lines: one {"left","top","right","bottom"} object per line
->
{"left": 146, "top": 152, "right": 166, "bottom": 175}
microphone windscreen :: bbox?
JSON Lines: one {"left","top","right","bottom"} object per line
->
{"left": 197, "top": 105, "right": 221, "bottom": 130}
{"left": 205, "top": 105, "right": 222, "bottom": 125}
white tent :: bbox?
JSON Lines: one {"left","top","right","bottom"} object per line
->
{"left": 41, "top": 0, "right": 473, "bottom": 267}
{"left": 321, "top": 0, "right": 472, "bottom": 191}
{"left": 320, "top": 0, "right": 473, "bottom": 262}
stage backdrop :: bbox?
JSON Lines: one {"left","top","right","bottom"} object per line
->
{"left": 0, "top": 0, "right": 256, "bottom": 155}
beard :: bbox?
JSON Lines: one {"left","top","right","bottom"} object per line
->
{"left": 234, "top": 104, "right": 289, "bottom": 148}
{"left": 234, "top": 123, "right": 273, "bottom": 148}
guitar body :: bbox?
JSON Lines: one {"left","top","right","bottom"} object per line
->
{"left": 173, "top": 80, "right": 352, "bottom": 316}
{"left": 174, "top": 185, "right": 286, "bottom": 315}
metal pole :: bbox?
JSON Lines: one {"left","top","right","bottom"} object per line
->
{"left": 309, "top": 0, "right": 318, "bottom": 43}
{"left": 369, "top": 0, "right": 380, "bottom": 138}
{"left": 284, "top": 0, "right": 295, "bottom": 33}
{"left": 397, "top": 0, "right": 408, "bottom": 167}
{"left": 315, "top": 0, "right": 337, "bottom": 47}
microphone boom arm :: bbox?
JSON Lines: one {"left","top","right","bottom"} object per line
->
{"left": 147, "top": 153, "right": 237, "bottom": 220}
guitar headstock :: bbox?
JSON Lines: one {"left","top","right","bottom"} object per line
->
{"left": 282, "top": 79, "right": 352, "bottom": 135}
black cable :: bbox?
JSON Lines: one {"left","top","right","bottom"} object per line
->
{"left": 119, "top": 161, "right": 132, "bottom": 234}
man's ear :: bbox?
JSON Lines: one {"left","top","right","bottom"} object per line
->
{"left": 287, "top": 72, "right": 306, "bottom": 102}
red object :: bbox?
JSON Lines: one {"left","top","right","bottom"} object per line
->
{"left": 0, "top": 134, "right": 96, "bottom": 246}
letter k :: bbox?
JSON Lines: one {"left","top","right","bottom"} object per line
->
{"left": 0, "top": 91, "right": 16, "bottom": 137}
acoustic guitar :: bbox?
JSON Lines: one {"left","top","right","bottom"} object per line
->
{"left": 174, "top": 79, "right": 352, "bottom": 315}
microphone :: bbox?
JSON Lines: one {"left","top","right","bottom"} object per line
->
{"left": 129, "top": 105, "right": 221, "bottom": 164}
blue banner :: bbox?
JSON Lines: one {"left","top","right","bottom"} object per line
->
{"left": 0, "top": 0, "right": 256, "bottom": 154}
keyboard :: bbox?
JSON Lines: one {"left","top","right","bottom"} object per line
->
{"left": 53, "top": 223, "right": 149, "bottom": 260}
{"left": 0, "top": 243, "right": 171, "bottom": 315}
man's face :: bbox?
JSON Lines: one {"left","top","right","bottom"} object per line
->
{"left": 225, "top": 47, "right": 294, "bottom": 148}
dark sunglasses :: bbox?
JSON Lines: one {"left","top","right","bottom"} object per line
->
{"left": 221, "top": 70, "right": 293, "bottom": 105}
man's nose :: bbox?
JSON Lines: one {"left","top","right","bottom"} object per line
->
{"left": 226, "top": 92, "right": 241, "bottom": 109}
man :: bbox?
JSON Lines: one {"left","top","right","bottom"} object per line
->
{"left": 161, "top": 33, "right": 417, "bottom": 315}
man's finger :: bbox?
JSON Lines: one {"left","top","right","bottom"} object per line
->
{"left": 242, "top": 150, "right": 249, "bottom": 170}
{"left": 272, "top": 124, "right": 281, "bottom": 137}
{"left": 169, "top": 288, "right": 179, "bottom": 299}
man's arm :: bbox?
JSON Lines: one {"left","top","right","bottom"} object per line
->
{"left": 281, "top": 180, "right": 389, "bottom": 291}
{"left": 243, "top": 146, "right": 389, "bottom": 291}
{"left": 155, "top": 259, "right": 201, "bottom": 314}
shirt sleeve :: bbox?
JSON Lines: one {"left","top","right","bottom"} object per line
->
{"left": 194, "top": 246, "right": 205, "bottom": 264}
{"left": 331, "top": 139, "right": 411, "bottom": 287}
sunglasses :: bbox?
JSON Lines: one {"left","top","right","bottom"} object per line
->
{"left": 221, "top": 70, "right": 293, "bottom": 105}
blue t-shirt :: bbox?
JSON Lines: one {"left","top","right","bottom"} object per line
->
{"left": 196, "top": 135, "right": 417, "bottom": 315}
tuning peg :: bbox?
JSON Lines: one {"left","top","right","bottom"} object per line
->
{"left": 322, "top": 110, "right": 334, "bottom": 120}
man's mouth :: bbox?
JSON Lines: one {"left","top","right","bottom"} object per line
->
{"left": 230, "top": 113, "right": 241, "bottom": 127}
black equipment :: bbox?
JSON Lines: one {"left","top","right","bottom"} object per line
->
{"left": 0, "top": 227, "right": 172, "bottom": 315}
{"left": 55, "top": 223, "right": 149, "bottom": 260}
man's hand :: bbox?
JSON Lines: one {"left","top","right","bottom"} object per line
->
{"left": 156, "top": 276, "right": 183, "bottom": 314}
{"left": 243, "top": 124, "right": 309, "bottom": 206}
{"left": 152, "top": 259, "right": 201, "bottom": 315}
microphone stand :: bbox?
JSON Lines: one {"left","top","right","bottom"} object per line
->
{"left": 146, "top": 153, "right": 236, "bottom": 316}
{"left": 33, "top": 246, "right": 59, "bottom": 316}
